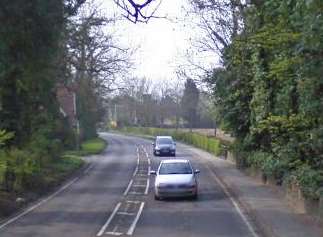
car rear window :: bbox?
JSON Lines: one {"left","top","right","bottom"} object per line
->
{"left": 159, "top": 162, "right": 192, "bottom": 175}
{"left": 157, "top": 138, "right": 173, "bottom": 145}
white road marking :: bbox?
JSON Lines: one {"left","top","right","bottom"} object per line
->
{"left": 125, "top": 200, "right": 140, "bottom": 204}
{"left": 97, "top": 202, "right": 122, "bottom": 236}
{"left": 0, "top": 177, "right": 79, "bottom": 230}
{"left": 123, "top": 179, "right": 133, "bottom": 196}
{"left": 127, "top": 202, "right": 145, "bottom": 235}
{"left": 105, "top": 231, "right": 123, "bottom": 236}
{"left": 147, "top": 166, "right": 150, "bottom": 176}
{"left": 132, "top": 184, "right": 147, "bottom": 188}
{"left": 144, "top": 179, "right": 150, "bottom": 195}
{"left": 128, "top": 191, "right": 143, "bottom": 195}
{"left": 117, "top": 212, "right": 135, "bottom": 216}
{"left": 83, "top": 164, "right": 94, "bottom": 174}
{"left": 147, "top": 158, "right": 151, "bottom": 165}
{"left": 206, "top": 165, "right": 259, "bottom": 237}
{"left": 132, "top": 167, "right": 138, "bottom": 177}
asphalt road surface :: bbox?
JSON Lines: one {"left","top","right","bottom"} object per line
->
{"left": 0, "top": 133, "right": 260, "bottom": 237}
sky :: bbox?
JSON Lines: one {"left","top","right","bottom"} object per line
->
{"left": 96, "top": 0, "right": 220, "bottom": 82}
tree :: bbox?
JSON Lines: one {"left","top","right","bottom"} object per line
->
{"left": 0, "top": 0, "right": 84, "bottom": 146}
{"left": 66, "top": 1, "right": 133, "bottom": 139}
{"left": 181, "top": 79, "right": 199, "bottom": 131}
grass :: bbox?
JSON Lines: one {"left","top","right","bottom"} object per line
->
{"left": 64, "top": 137, "right": 107, "bottom": 157}
{"left": 0, "top": 137, "right": 107, "bottom": 219}
{"left": 116, "top": 127, "right": 223, "bottom": 156}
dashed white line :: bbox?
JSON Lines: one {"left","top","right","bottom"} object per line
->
{"left": 128, "top": 191, "right": 143, "bottom": 195}
{"left": 144, "top": 179, "right": 150, "bottom": 195}
{"left": 117, "top": 212, "right": 135, "bottom": 216}
{"left": 0, "top": 176, "right": 79, "bottom": 230}
{"left": 127, "top": 202, "right": 145, "bottom": 235}
{"left": 97, "top": 202, "right": 122, "bottom": 236}
{"left": 132, "top": 184, "right": 147, "bottom": 188}
{"left": 105, "top": 231, "right": 123, "bottom": 236}
{"left": 132, "top": 167, "right": 138, "bottom": 177}
{"left": 126, "top": 200, "right": 140, "bottom": 204}
{"left": 123, "top": 179, "right": 134, "bottom": 196}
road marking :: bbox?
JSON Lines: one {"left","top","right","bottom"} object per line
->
{"left": 83, "top": 164, "right": 94, "bottom": 174}
{"left": 132, "top": 184, "right": 146, "bottom": 188}
{"left": 132, "top": 167, "right": 138, "bottom": 177}
{"left": 125, "top": 200, "right": 140, "bottom": 204}
{"left": 117, "top": 212, "right": 135, "bottom": 216}
{"left": 97, "top": 202, "right": 122, "bottom": 236}
{"left": 128, "top": 191, "right": 143, "bottom": 195}
{"left": 123, "top": 179, "right": 133, "bottom": 196}
{"left": 127, "top": 202, "right": 145, "bottom": 235}
{"left": 206, "top": 165, "right": 259, "bottom": 237}
{"left": 147, "top": 166, "right": 150, "bottom": 176}
{"left": 147, "top": 158, "right": 151, "bottom": 165}
{"left": 105, "top": 231, "right": 123, "bottom": 236}
{"left": 0, "top": 176, "right": 79, "bottom": 230}
{"left": 144, "top": 179, "right": 150, "bottom": 195}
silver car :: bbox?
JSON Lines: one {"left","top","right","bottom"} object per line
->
{"left": 150, "top": 159, "right": 200, "bottom": 200}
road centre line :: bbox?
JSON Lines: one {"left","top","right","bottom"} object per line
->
{"left": 123, "top": 179, "right": 134, "bottom": 196}
{"left": 105, "top": 231, "right": 123, "bottom": 236}
{"left": 132, "top": 167, "right": 138, "bottom": 177}
{"left": 144, "top": 179, "right": 150, "bottom": 195}
{"left": 205, "top": 165, "right": 259, "bottom": 237}
{"left": 126, "top": 201, "right": 140, "bottom": 204}
{"left": 96, "top": 202, "right": 122, "bottom": 236}
{"left": 0, "top": 176, "right": 79, "bottom": 230}
{"left": 127, "top": 202, "right": 145, "bottom": 235}
{"left": 128, "top": 191, "right": 143, "bottom": 195}
{"left": 117, "top": 212, "right": 135, "bottom": 216}
{"left": 132, "top": 184, "right": 146, "bottom": 188}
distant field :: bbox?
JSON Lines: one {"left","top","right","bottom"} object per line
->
{"left": 178, "top": 128, "right": 235, "bottom": 143}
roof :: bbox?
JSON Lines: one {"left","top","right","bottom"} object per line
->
{"left": 156, "top": 136, "right": 173, "bottom": 139}
{"left": 161, "top": 159, "right": 189, "bottom": 164}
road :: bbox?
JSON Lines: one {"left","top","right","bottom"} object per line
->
{"left": 0, "top": 133, "right": 260, "bottom": 237}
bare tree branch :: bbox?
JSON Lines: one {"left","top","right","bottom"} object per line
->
{"left": 113, "top": 0, "right": 163, "bottom": 23}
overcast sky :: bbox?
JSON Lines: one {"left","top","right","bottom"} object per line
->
{"left": 96, "top": 0, "right": 219, "bottom": 82}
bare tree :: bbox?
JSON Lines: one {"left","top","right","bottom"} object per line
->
{"left": 113, "top": 0, "right": 163, "bottom": 23}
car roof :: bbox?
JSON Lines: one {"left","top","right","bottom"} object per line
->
{"left": 156, "top": 136, "right": 173, "bottom": 139}
{"left": 161, "top": 159, "right": 189, "bottom": 164}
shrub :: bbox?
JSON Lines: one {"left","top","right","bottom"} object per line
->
{"left": 120, "top": 127, "right": 222, "bottom": 156}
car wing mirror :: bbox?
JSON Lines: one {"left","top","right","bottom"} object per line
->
{"left": 150, "top": 170, "right": 157, "bottom": 175}
{"left": 194, "top": 169, "right": 200, "bottom": 174}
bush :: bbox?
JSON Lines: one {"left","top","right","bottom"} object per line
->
{"left": 287, "top": 165, "right": 323, "bottom": 200}
{"left": 119, "top": 127, "right": 222, "bottom": 156}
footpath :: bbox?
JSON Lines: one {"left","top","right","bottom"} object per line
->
{"left": 185, "top": 144, "right": 323, "bottom": 237}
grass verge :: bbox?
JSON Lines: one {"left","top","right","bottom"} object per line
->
{"left": 115, "top": 127, "right": 224, "bottom": 156}
{"left": 64, "top": 137, "right": 107, "bottom": 157}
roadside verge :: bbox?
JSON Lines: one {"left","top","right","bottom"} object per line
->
{"left": 0, "top": 136, "right": 107, "bottom": 223}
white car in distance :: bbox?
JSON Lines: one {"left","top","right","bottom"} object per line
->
{"left": 150, "top": 159, "right": 200, "bottom": 200}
